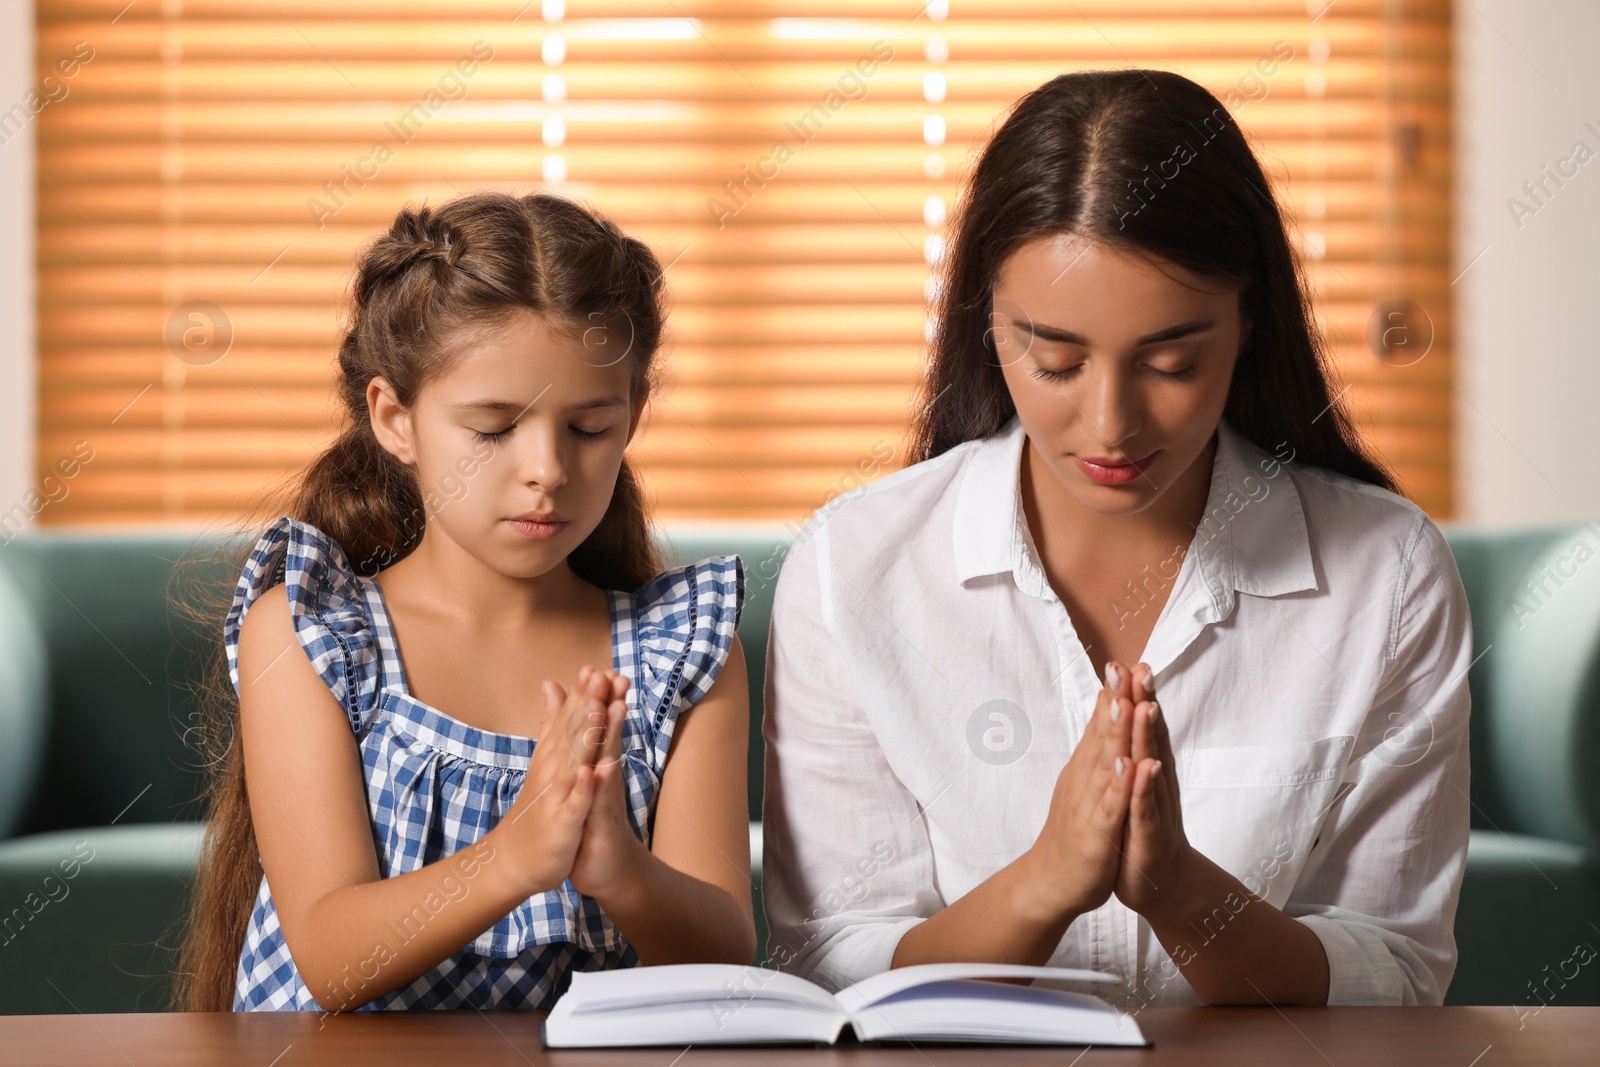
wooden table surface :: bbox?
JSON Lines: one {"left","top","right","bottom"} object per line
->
{"left": 0, "top": 1007, "right": 1595, "bottom": 1066}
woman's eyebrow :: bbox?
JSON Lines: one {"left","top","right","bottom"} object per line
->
{"left": 1134, "top": 319, "right": 1216, "bottom": 344}
{"left": 1014, "top": 318, "right": 1217, "bottom": 346}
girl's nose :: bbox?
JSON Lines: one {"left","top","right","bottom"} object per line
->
{"left": 520, "top": 424, "right": 568, "bottom": 492}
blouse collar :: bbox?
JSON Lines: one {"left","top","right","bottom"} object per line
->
{"left": 950, "top": 415, "right": 1318, "bottom": 618}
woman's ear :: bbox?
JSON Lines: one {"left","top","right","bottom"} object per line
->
{"left": 367, "top": 377, "right": 418, "bottom": 466}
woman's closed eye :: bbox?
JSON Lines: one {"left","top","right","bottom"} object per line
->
{"left": 1030, "top": 362, "right": 1200, "bottom": 384}
{"left": 1030, "top": 362, "right": 1081, "bottom": 383}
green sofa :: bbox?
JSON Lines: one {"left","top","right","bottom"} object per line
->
{"left": 0, "top": 521, "right": 1596, "bottom": 1013}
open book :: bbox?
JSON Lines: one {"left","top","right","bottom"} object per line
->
{"left": 542, "top": 963, "right": 1149, "bottom": 1048}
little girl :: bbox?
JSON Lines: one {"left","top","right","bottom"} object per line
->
{"left": 175, "top": 191, "right": 754, "bottom": 1012}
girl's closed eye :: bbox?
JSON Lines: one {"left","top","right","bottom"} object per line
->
{"left": 471, "top": 423, "right": 614, "bottom": 443}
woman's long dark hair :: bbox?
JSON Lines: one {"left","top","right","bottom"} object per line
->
{"left": 910, "top": 69, "right": 1397, "bottom": 493}
{"left": 172, "top": 191, "right": 666, "bottom": 1010}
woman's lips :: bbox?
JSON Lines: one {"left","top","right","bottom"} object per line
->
{"left": 507, "top": 517, "right": 567, "bottom": 540}
{"left": 1073, "top": 451, "right": 1157, "bottom": 486}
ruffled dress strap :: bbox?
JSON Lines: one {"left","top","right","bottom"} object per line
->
{"left": 223, "top": 515, "right": 384, "bottom": 736}
{"left": 620, "top": 554, "right": 745, "bottom": 769}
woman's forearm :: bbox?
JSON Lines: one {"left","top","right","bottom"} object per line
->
{"left": 891, "top": 846, "right": 1083, "bottom": 969}
{"left": 1143, "top": 851, "right": 1330, "bottom": 1005}
{"left": 593, "top": 850, "right": 756, "bottom": 965}
{"left": 291, "top": 826, "right": 534, "bottom": 1012}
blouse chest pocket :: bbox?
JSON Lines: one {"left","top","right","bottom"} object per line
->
{"left": 1177, "top": 734, "right": 1355, "bottom": 910}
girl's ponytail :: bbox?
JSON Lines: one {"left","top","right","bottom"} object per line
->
{"left": 291, "top": 344, "right": 427, "bottom": 578}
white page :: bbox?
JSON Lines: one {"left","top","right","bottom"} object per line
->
{"left": 547, "top": 1002, "right": 850, "bottom": 1047}
{"left": 559, "top": 963, "right": 842, "bottom": 1015}
{"left": 835, "top": 963, "right": 1121, "bottom": 1015}
{"left": 850, "top": 979, "right": 1146, "bottom": 1046}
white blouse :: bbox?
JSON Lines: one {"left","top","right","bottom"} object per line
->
{"left": 761, "top": 415, "right": 1472, "bottom": 1007}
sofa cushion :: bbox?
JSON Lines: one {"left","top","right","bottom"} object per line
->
{"left": 0, "top": 563, "right": 47, "bottom": 838}
{"left": 1479, "top": 531, "right": 1600, "bottom": 851}
{"left": 0, "top": 823, "right": 203, "bottom": 1014}
{"left": 657, "top": 526, "right": 789, "bottom": 822}
{"left": 0, "top": 534, "right": 244, "bottom": 837}
{"left": 1450, "top": 829, "right": 1600, "bottom": 1006}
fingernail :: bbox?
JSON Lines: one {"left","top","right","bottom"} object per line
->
{"left": 1111, "top": 697, "right": 1123, "bottom": 724}
{"left": 1105, "top": 663, "right": 1120, "bottom": 690}
{"left": 1149, "top": 701, "right": 1160, "bottom": 724}
{"left": 1115, "top": 757, "right": 1126, "bottom": 778}
{"left": 1152, "top": 760, "right": 1163, "bottom": 780}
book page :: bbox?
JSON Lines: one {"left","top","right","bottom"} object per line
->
{"left": 850, "top": 979, "right": 1147, "bottom": 1046}
{"left": 834, "top": 963, "right": 1121, "bottom": 1015}
{"left": 546, "top": 965, "right": 852, "bottom": 1048}
{"left": 547, "top": 1002, "right": 851, "bottom": 1047}
{"left": 560, "top": 963, "right": 843, "bottom": 1015}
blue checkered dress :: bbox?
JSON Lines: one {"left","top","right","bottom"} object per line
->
{"left": 222, "top": 515, "right": 744, "bottom": 1011}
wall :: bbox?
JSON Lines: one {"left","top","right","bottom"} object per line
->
{"left": 1455, "top": 0, "right": 1600, "bottom": 523}
{"left": 0, "top": 1, "right": 35, "bottom": 523}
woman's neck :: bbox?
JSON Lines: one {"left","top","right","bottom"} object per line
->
{"left": 1020, "top": 431, "right": 1219, "bottom": 569}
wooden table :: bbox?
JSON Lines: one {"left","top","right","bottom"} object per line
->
{"left": 1, "top": 1007, "right": 1595, "bottom": 1065}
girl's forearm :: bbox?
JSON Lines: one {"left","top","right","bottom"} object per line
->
{"left": 891, "top": 846, "right": 1083, "bottom": 969}
{"left": 594, "top": 850, "right": 757, "bottom": 966}
{"left": 1143, "top": 852, "right": 1331, "bottom": 1005}
{"left": 291, "top": 825, "right": 533, "bottom": 1011}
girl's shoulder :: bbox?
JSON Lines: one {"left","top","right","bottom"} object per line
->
{"left": 224, "top": 515, "right": 383, "bottom": 734}
{"left": 631, "top": 553, "right": 745, "bottom": 626}
{"left": 620, "top": 554, "right": 745, "bottom": 753}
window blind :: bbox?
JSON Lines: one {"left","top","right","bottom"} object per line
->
{"left": 33, "top": 0, "right": 1452, "bottom": 527}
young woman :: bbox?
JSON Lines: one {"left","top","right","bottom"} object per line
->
{"left": 762, "top": 70, "right": 1471, "bottom": 1008}
{"left": 176, "top": 191, "right": 754, "bottom": 1012}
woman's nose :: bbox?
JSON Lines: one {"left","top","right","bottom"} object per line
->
{"left": 1087, "top": 365, "right": 1142, "bottom": 450}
